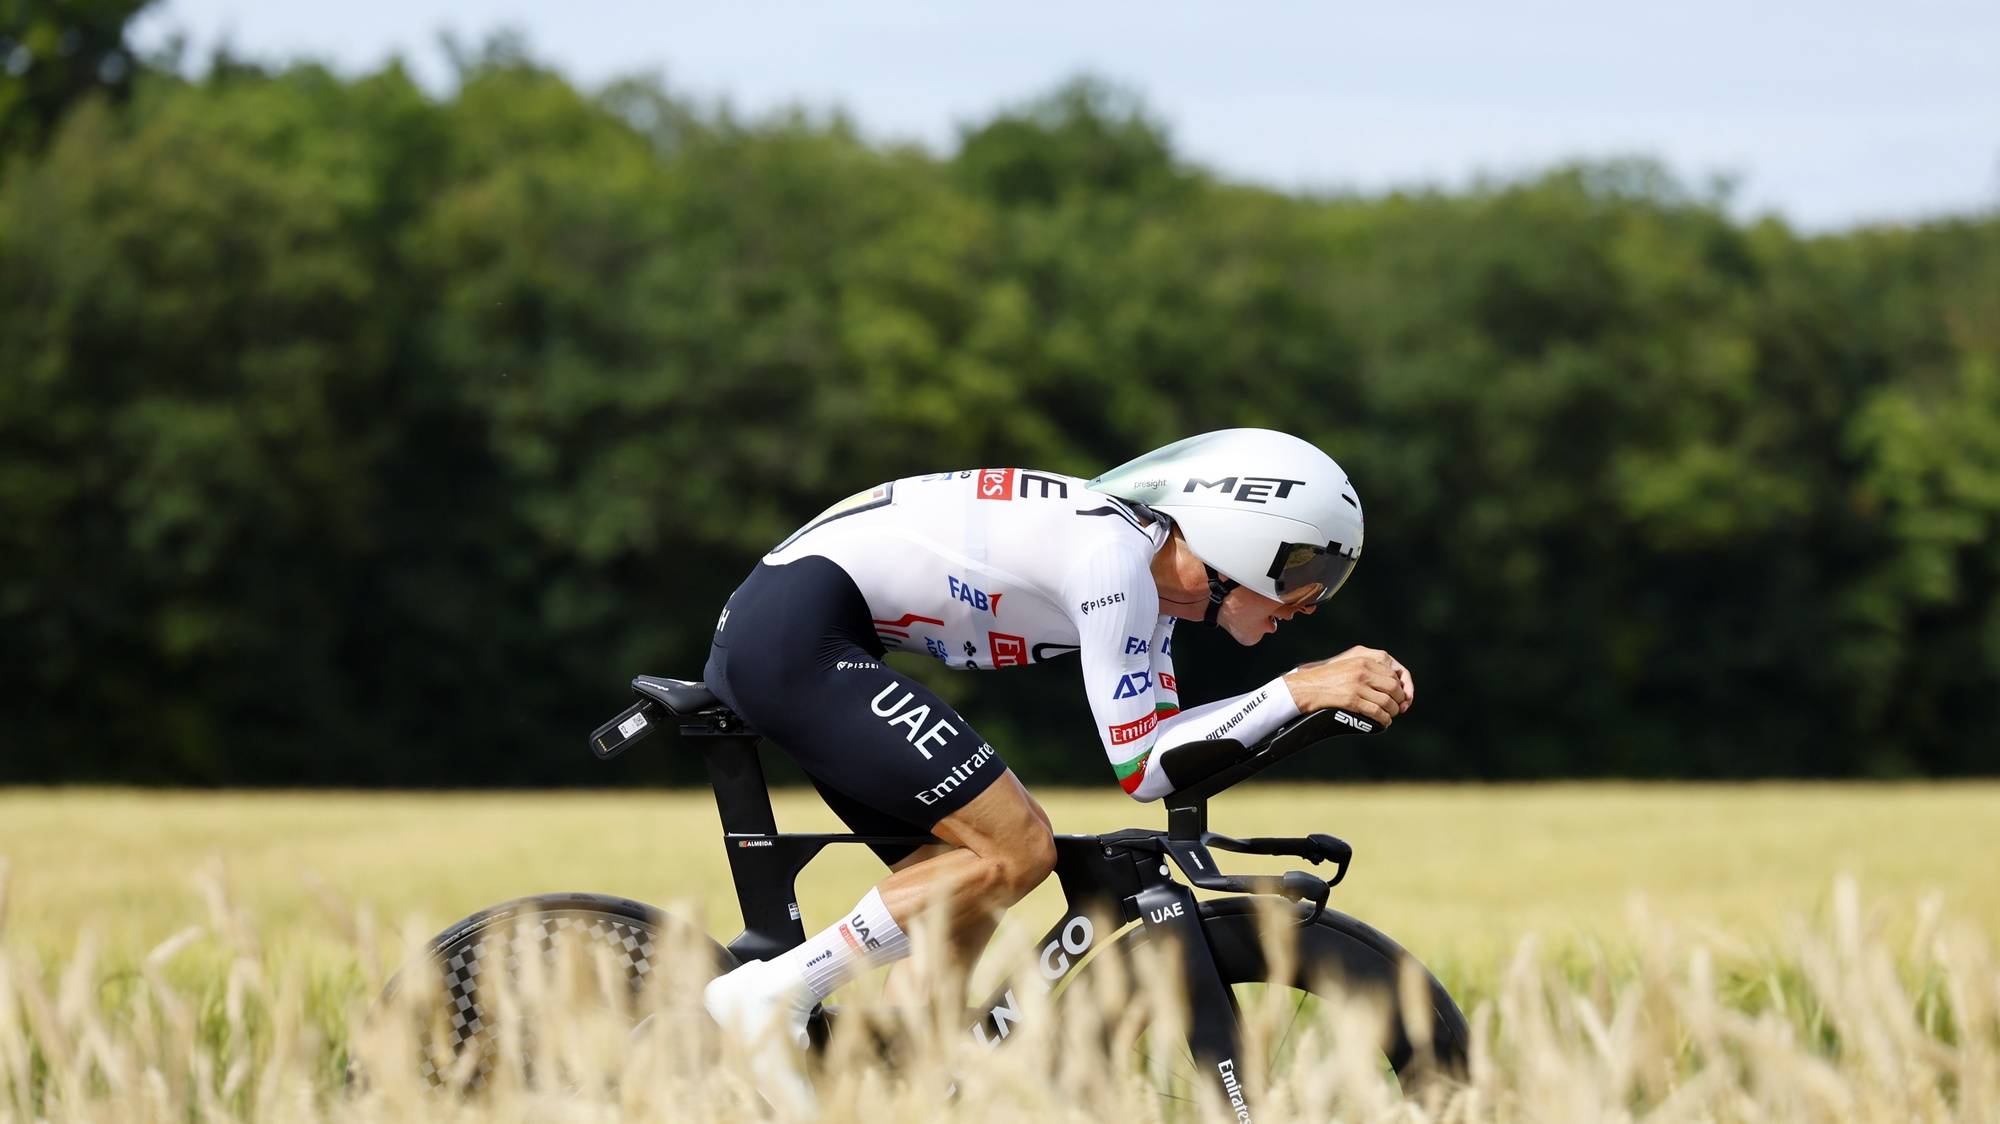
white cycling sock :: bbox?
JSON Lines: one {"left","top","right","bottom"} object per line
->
{"left": 773, "top": 886, "right": 911, "bottom": 1002}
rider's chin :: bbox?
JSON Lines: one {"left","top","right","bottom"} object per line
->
{"left": 1228, "top": 620, "right": 1267, "bottom": 646}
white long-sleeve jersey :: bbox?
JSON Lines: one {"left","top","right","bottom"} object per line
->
{"left": 764, "top": 468, "right": 1301, "bottom": 800}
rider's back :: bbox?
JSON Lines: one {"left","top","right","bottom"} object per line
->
{"left": 765, "top": 468, "right": 1165, "bottom": 671}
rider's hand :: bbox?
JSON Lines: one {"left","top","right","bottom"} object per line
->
{"left": 1282, "top": 646, "right": 1413, "bottom": 727}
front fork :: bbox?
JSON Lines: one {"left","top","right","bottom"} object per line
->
{"left": 1132, "top": 880, "right": 1256, "bottom": 1121}
{"left": 966, "top": 842, "right": 1262, "bottom": 1120}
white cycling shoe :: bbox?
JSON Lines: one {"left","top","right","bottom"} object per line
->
{"left": 703, "top": 959, "right": 819, "bottom": 1113}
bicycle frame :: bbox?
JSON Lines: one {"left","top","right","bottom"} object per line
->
{"left": 638, "top": 686, "right": 1372, "bottom": 1116}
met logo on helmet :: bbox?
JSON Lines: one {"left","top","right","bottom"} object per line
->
{"left": 1184, "top": 476, "right": 1307, "bottom": 504}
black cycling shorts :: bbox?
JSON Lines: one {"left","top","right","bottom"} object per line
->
{"left": 703, "top": 555, "right": 1007, "bottom": 863}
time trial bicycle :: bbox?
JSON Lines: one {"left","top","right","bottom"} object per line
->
{"left": 389, "top": 673, "right": 1470, "bottom": 1112}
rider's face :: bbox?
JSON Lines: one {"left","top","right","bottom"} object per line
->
{"left": 1216, "top": 586, "right": 1318, "bottom": 646}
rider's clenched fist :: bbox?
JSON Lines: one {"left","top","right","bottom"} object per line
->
{"left": 1281, "top": 646, "right": 1414, "bottom": 727}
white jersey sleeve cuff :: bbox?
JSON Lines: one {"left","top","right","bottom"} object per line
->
{"left": 1126, "top": 674, "right": 1303, "bottom": 801}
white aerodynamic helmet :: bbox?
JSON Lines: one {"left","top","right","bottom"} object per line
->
{"left": 1087, "top": 429, "right": 1364, "bottom": 606}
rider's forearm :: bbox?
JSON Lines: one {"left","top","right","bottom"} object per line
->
{"left": 1125, "top": 676, "right": 1302, "bottom": 801}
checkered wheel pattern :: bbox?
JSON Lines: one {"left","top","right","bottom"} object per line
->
{"left": 416, "top": 908, "right": 660, "bottom": 1089}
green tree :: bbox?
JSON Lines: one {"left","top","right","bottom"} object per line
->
{"left": 0, "top": 0, "right": 151, "bottom": 156}
{"left": 2, "top": 50, "right": 1996, "bottom": 786}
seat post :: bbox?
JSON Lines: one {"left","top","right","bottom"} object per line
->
{"left": 698, "top": 734, "right": 779, "bottom": 835}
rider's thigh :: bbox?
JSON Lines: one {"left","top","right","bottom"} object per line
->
{"left": 930, "top": 770, "right": 1057, "bottom": 896}
{"left": 1021, "top": 787, "right": 1054, "bottom": 834}
{"left": 890, "top": 842, "right": 957, "bottom": 872}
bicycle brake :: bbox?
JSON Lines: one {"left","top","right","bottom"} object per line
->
{"left": 1278, "top": 871, "right": 1330, "bottom": 924}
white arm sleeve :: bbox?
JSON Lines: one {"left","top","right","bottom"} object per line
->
{"left": 1136, "top": 668, "right": 1304, "bottom": 792}
{"left": 1063, "top": 543, "right": 1303, "bottom": 801}
{"left": 1124, "top": 676, "right": 1301, "bottom": 801}
{"left": 1061, "top": 542, "right": 1176, "bottom": 796}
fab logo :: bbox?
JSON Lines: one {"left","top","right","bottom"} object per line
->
{"left": 976, "top": 468, "right": 1015, "bottom": 501}
{"left": 1124, "top": 636, "right": 1149, "bottom": 655}
{"left": 988, "top": 632, "right": 1029, "bottom": 668}
{"left": 947, "top": 575, "right": 1003, "bottom": 616}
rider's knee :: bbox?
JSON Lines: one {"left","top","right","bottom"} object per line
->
{"left": 994, "top": 825, "right": 1057, "bottom": 902}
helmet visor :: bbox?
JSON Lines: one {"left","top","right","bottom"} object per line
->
{"left": 1266, "top": 541, "right": 1358, "bottom": 606}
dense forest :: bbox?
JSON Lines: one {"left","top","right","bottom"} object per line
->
{"left": 3, "top": 17, "right": 1996, "bottom": 786}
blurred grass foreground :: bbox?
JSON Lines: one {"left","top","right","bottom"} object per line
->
{"left": 1, "top": 860, "right": 1995, "bottom": 1121}
{"left": 3, "top": 785, "right": 1999, "bottom": 1120}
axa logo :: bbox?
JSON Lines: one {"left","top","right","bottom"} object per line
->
{"left": 715, "top": 608, "right": 730, "bottom": 632}
{"left": 947, "top": 575, "right": 1004, "bottom": 616}
{"left": 1184, "top": 476, "right": 1307, "bottom": 505}
{"left": 1333, "top": 710, "right": 1374, "bottom": 732}
{"left": 1111, "top": 671, "right": 1151, "bottom": 699}
{"left": 871, "top": 683, "right": 960, "bottom": 759}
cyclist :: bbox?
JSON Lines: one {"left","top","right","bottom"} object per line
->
{"left": 702, "top": 428, "right": 1413, "bottom": 1057}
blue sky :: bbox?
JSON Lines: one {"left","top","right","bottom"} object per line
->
{"left": 132, "top": 0, "right": 1999, "bottom": 230}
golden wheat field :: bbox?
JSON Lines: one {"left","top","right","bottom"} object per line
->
{"left": 2, "top": 783, "right": 1997, "bottom": 1122}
